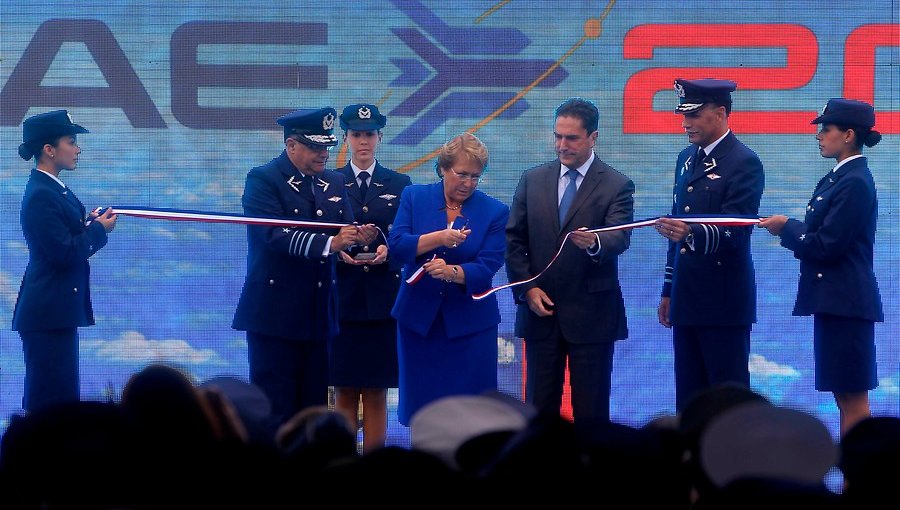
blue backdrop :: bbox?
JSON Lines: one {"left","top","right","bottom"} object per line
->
{"left": 1, "top": 1, "right": 897, "bottom": 442}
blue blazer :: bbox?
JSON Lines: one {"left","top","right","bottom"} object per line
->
{"left": 663, "top": 131, "right": 765, "bottom": 326}
{"left": 232, "top": 151, "right": 354, "bottom": 341}
{"left": 388, "top": 182, "right": 509, "bottom": 338}
{"left": 335, "top": 162, "right": 411, "bottom": 321}
{"left": 12, "top": 169, "right": 108, "bottom": 332}
{"left": 779, "top": 156, "right": 883, "bottom": 322}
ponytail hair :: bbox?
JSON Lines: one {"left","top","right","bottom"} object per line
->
{"left": 863, "top": 130, "right": 881, "bottom": 148}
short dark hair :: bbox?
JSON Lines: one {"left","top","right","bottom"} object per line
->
{"left": 555, "top": 98, "right": 599, "bottom": 134}
{"left": 706, "top": 97, "right": 733, "bottom": 116}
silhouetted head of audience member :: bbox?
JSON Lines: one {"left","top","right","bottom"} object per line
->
{"left": 276, "top": 406, "right": 357, "bottom": 473}
{"left": 0, "top": 402, "right": 139, "bottom": 509}
{"left": 705, "top": 477, "right": 841, "bottom": 510}
{"left": 200, "top": 375, "right": 274, "bottom": 445}
{"left": 480, "top": 411, "right": 587, "bottom": 491}
{"left": 410, "top": 392, "right": 532, "bottom": 472}
{"left": 840, "top": 416, "right": 900, "bottom": 505}
{"left": 326, "top": 446, "right": 465, "bottom": 496}
{"left": 121, "top": 364, "right": 220, "bottom": 448}
{"left": 677, "top": 383, "right": 770, "bottom": 503}
{"left": 696, "top": 403, "right": 837, "bottom": 509}
{"left": 575, "top": 419, "right": 691, "bottom": 508}
{"left": 678, "top": 383, "right": 770, "bottom": 454}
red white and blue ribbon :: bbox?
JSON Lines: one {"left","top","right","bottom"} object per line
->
{"left": 470, "top": 215, "right": 762, "bottom": 301}
{"left": 109, "top": 206, "right": 351, "bottom": 229}
{"left": 404, "top": 254, "right": 437, "bottom": 284}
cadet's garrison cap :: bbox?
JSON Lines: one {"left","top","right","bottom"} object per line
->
{"left": 19, "top": 110, "right": 89, "bottom": 160}
{"left": 339, "top": 103, "right": 387, "bottom": 131}
{"left": 674, "top": 78, "right": 737, "bottom": 113}
{"left": 811, "top": 98, "right": 875, "bottom": 128}
{"left": 277, "top": 107, "right": 338, "bottom": 146}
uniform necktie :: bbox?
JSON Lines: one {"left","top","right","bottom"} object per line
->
{"left": 358, "top": 171, "right": 370, "bottom": 197}
{"left": 693, "top": 148, "right": 707, "bottom": 176}
{"left": 558, "top": 169, "right": 578, "bottom": 225}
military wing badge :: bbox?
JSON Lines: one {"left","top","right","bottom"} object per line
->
{"left": 287, "top": 175, "right": 303, "bottom": 193}
{"left": 327, "top": 196, "right": 342, "bottom": 203}
{"left": 379, "top": 194, "right": 397, "bottom": 200}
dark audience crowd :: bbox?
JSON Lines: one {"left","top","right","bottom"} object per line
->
{"left": 0, "top": 364, "right": 896, "bottom": 509}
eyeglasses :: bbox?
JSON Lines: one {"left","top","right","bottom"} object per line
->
{"left": 291, "top": 137, "right": 334, "bottom": 152}
{"left": 447, "top": 167, "right": 483, "bottom": 184}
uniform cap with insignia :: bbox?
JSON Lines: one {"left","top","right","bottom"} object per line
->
{"left": 339, "top": 103, "right": 387, "bottom": 132}
{"left": 673, "top": 78, "right": 737, "bottom": 114}
{"left": 811, "top": 98, "right": 875, "bottom": 128}
{"left": 18, "top": 109, "right": 89, "bottom": 160}
{"left": 277, "top": 107, "right": 338, "bottom": 147}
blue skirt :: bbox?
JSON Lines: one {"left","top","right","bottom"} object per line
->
{"left": 330, "top": 319, "right": 398, "bottom": 388}
{"left": 813, "top": 314, "right": 877, "bottom": 392}
{"left": 397, "top": 314, "right": 498, "bottom": 425}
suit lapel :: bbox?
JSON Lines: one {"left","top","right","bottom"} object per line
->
{"left": 429, "top": 182, "right": 449, "bottom": 232}
{"left": 816, "top": 156, "right": 864, "bottom": 195}
{"left": 560, "top": 157, "right": 602, "bottom": 231}
{"left": 540, "top": 163, "right": 563, "bottom": 232}
{"left": 364, "top": 163, "right": 390, "bottom": 205}
{"left": 687, "top": 132, "right": 735, "bottom": 186}
{"left": 33, "top": 169, "right": 85, "bottom": 220}
{"left": 338, "top": 165, "right": 361, "bottom": 204}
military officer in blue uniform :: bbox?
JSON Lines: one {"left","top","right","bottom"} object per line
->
{"left": 331, "top": 104, "right": 411, "bottom": 452}
{"left": 760, "top": 99, "right": 883, "bottom": 435}
{"left": 656, "top": 79, "right": 765, "bottom": 410}
{"left": 232, "top": 107, "right": 377, "bottom": 427}
{"left": 12, "top": 110, "right": 118, "bottom": 412}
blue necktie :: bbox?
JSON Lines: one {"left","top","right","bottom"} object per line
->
{"left": 358, "top": 171, "right": 370, "bottom": 197}
{"left": 558, "top": 169, "right": 578, "bottom": 225}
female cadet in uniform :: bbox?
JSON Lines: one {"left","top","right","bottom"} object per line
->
{"left": 759, "top": 98, "right": 883, "bottom": 435}
{"left": 332, "top": 104, "right": 411, "bottom": 451}
{"left": 12, "top": 110, "right": 117, "bottom": 412}
{"left": 388, "top": 133, "right": 509, "bottom": 426}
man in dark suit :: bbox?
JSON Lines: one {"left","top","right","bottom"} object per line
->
{"left": 656, "top": 79, "right": 765, "bottom": 411}
{"left": 506, "top": 98, "right": 635, "bottom": 422}
{"left": 232, "top": 107, "right": 377, "bottom": 427}
{"left": 12, "top": 110, "right": 117, "bottom": 412}
{"left": 332, "top": 103, "right": 411, "bottom": 452}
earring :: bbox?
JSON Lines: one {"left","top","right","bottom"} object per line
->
{"left": 50, "top": 154, "right": 54, "bottom": 158}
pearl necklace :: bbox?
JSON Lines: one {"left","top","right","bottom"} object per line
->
{"left": 445, "top": 202, "right": 462, "bottom": 211}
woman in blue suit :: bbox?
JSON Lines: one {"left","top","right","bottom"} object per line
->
{"left": 388, "top": 133, "right": 509, "bottom": 425}
{"left": 760, "top": 98, "right": 883, "bottom": 436}
{"left": 12, "top": 110, "right": 117, "bottom": 412}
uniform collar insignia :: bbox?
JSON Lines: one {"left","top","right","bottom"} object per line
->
{"left": 703, "top": 158, "right": 717, "bottom": 172}
{"left": 287, "top": 175, "right": 303, "bottom": 193}
{"left": 316, "top": 178, "right": 330, "bottom": 192}
{"left": 373, "top": 182, "right": 384, "bottom": 187}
